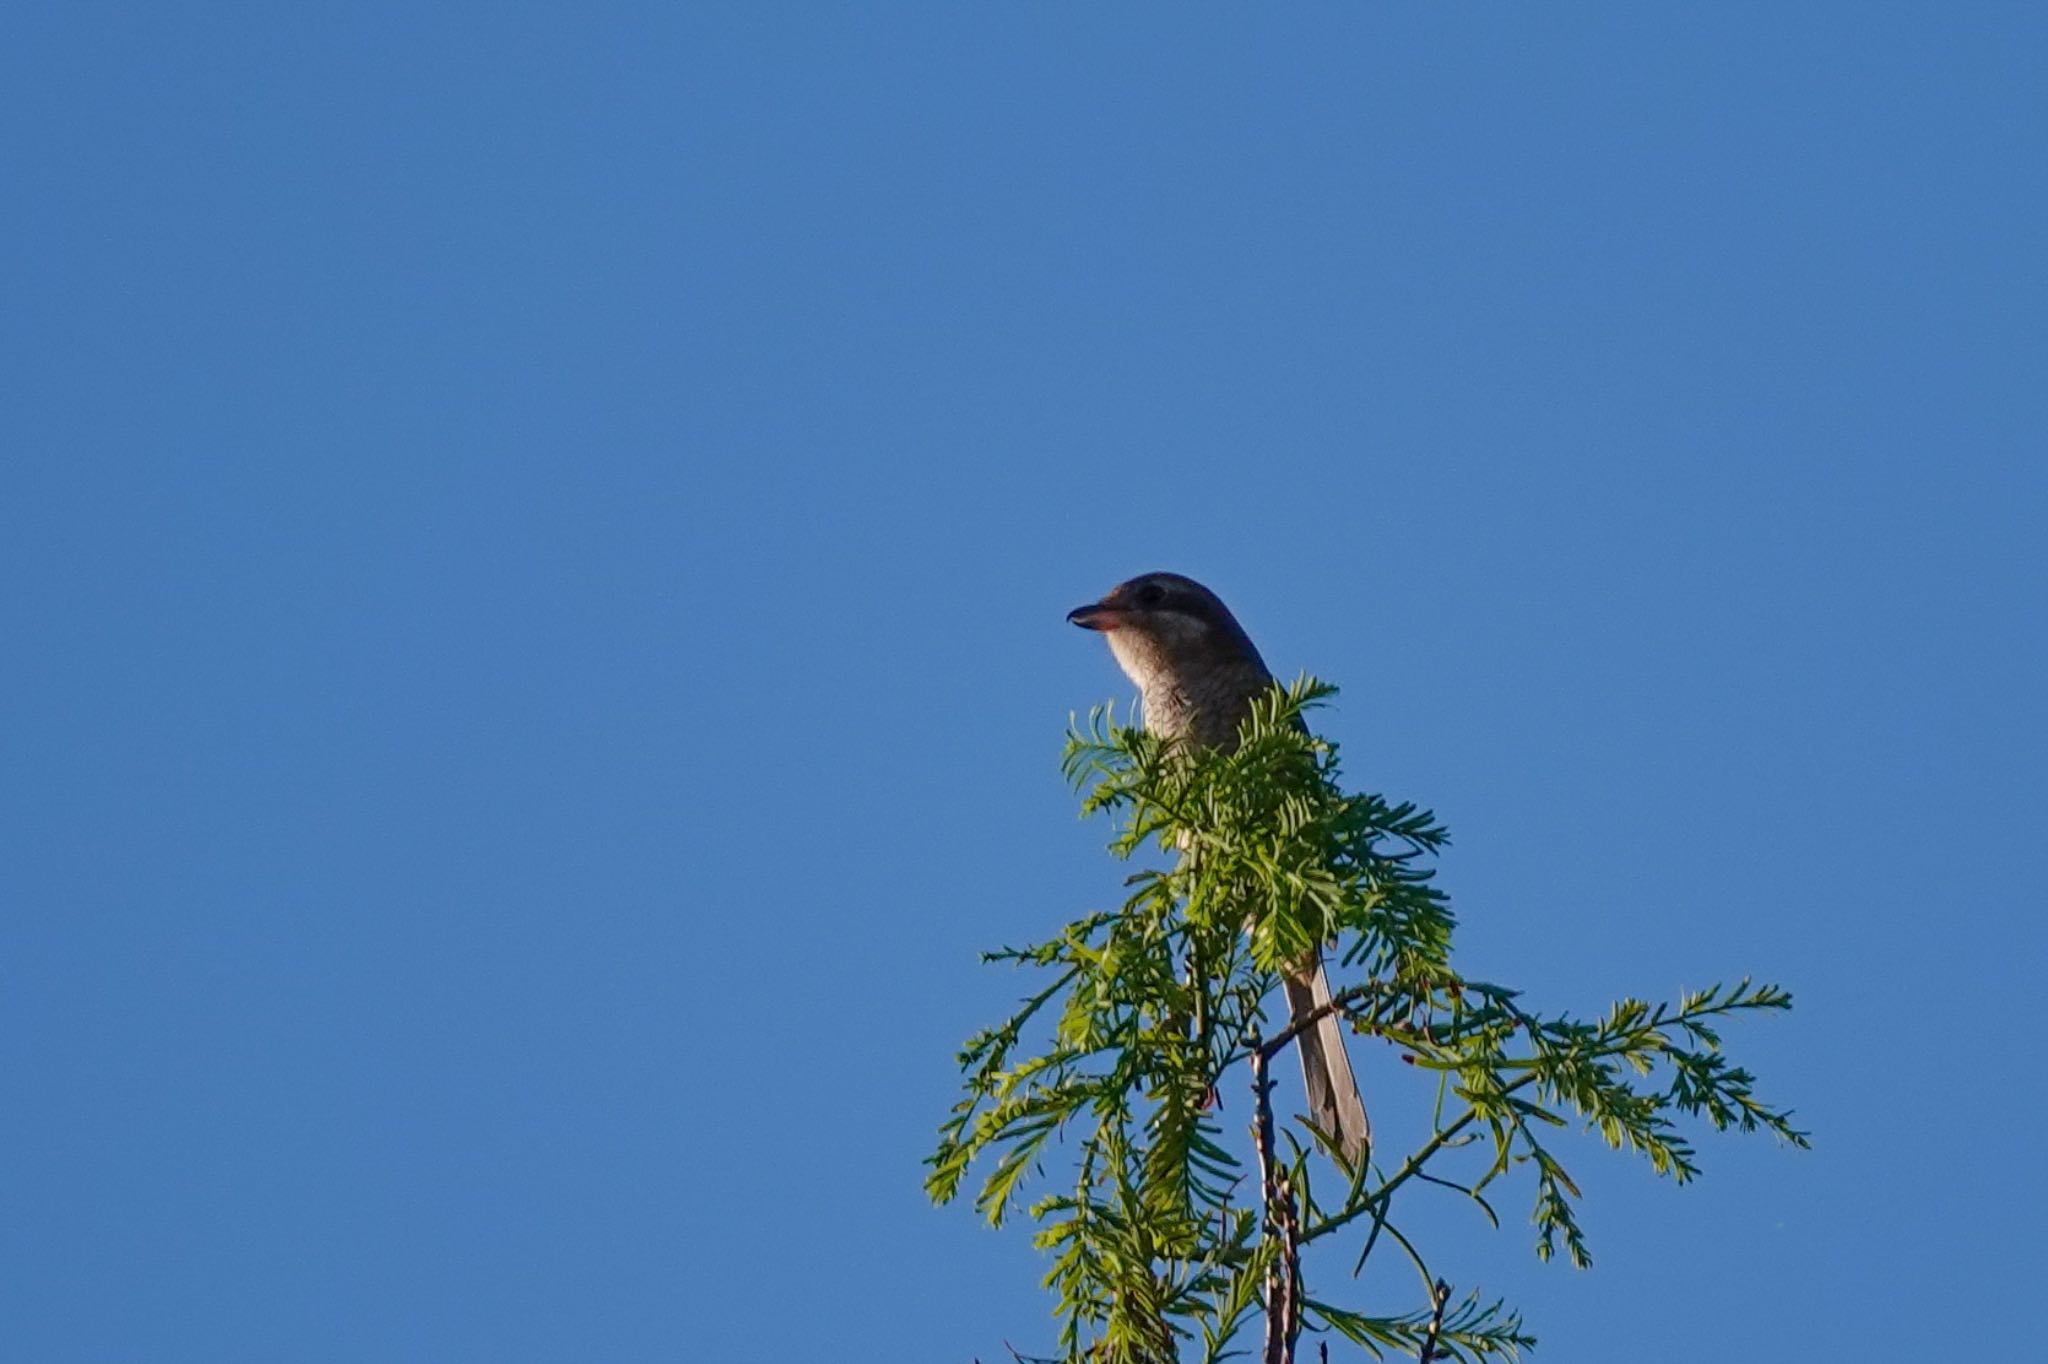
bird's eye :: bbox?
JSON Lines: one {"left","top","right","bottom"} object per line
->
{"left": 1135, "top": 582, "right": 1168, "bottom": 607}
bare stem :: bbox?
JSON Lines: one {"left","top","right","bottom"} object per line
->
{"left": 1251, "top": 1039, "right": 1301, "bottom": 1364}
{"left": 1255, "top": 981, "right": 1387, "bottom": 1060}
{"left": 1415, "top": 1279, "right": 1451, "bottom": 1364}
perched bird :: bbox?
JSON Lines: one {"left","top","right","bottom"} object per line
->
{"left": 1068, "top": 571, "right": 1372, "bottom": 1167}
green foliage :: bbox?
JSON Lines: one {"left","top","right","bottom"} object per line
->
{"left": 928, "top": 678, "right": 1807, "bottom": 1362}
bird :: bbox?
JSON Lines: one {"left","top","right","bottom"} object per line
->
{"left": 1068, "top": 571, "right": 1372, "bottom": 1168}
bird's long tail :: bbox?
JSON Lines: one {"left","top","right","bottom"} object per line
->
{"left": 1282, "top": 958, "right": 1372, "bottom": 1169}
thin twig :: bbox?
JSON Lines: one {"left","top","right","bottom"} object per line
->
{"left": 1256, "top": 981, "right": 1388, "bottom": 1060}
{"left": 1251, "top": 1039, "right": 1301, "bottom": 1364}
{"left": 1415, "top": 1279, "right": 1451, "bottom": 1364}
{"left": 1302, "top": 1072, "right": 1542, "bottom": 1244}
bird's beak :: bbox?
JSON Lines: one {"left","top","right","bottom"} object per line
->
{"left": 1067, "top": 601, "right": 1124, "bottom": 631}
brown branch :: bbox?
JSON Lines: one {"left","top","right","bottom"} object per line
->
{"left": 1415, "top": 1278, "right": 1451, "bottom": 1364}
{"left": 1250, "top": 1040, "right": 1301, "bottom": 1364}
{"left": 1255, "top": 980, "right": 1388, "bottom": 1062}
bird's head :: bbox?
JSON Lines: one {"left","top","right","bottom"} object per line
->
{"left": 1067, "top": 571, "right": 1267, "bottom": 690}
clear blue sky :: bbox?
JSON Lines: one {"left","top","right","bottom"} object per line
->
{"left": 4, "top": 4, "right": 2042, "bottom": 1360}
